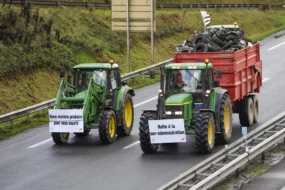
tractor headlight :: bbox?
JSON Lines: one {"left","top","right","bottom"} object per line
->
{"left": 174, "top": 111, "right": 183, "bottom": 115}
{"left": 165, "top": 111, "right": 172, "bottom": 115}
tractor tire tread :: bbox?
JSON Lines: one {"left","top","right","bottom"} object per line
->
{"left": 139, "top": 112, "right": 158, "bottom": 154}
{"left": 99, "top": 110, "right": 116, "bottom": 144}
{"left": 215, "top": 93, "right": 233, "bottom": 144}
{"left": 195, "top": 113, "right": 215, "bottom": 154}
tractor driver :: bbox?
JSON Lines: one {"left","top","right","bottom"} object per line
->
{"left": 181, "top": 70, "right": 202, "bottom": 92}
{"left": 93, "top": 70, "right": 107, "bottom": 88}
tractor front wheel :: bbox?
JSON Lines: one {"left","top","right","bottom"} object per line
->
{"left": 117, "top": 93, "right": 134, "bottom": 137}
{"left": 195, "top": 113, "right": 215, "bottom": 154}
{"left": 139, "top": 112, "right": 159, "bottom": 154}
{"left": 99, "top": 110, "right": 117, "bottom": 144}
{"left": 52, "top": 132, "right": 69, "bottom": 144}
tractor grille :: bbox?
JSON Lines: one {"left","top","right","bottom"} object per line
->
{"left": 165, "top": 105, "right": 184, "bottom": 119}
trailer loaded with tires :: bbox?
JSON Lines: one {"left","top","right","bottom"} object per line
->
{"left": 176, "top": 26, "right": 255, "bottom": 53}
{"left": 139, "top": 43, "right": 262, "bottom": 154}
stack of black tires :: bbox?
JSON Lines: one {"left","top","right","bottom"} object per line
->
{"left": 176, "top": 28, "right": 254, "bottom": 53}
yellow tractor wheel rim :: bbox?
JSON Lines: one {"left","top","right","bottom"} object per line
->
{"left": 124, "top": 100, "right": 133, "bottom": 128}
{"left": 62, "top": 133, "right": 68, "bottom": 138}
{"left": 109, "top": 115, "right": 115, "bottom": 138}
{"left": 224, "top": 104, "right": 231, "bottom": 135}
{"left": 208, "top": 120, "right": 214, "bottom": 147}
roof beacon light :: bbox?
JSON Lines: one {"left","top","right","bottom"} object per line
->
{"left": 234, "top": 22, "right": 237, "bottom": 27}
{"left": 205, "top": 59, "right": 209, "bottom": 65}
{"left": 109, "top": 59, "right": 114, "bottom": 65}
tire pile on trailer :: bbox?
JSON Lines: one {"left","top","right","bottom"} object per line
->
{"left": 176, "top": 28, "right": 255, "bottom": 53}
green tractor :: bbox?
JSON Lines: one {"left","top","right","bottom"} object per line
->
{"left": 139, "top": 60, "right": 232, "bottom": 154}
{"left": 49, "top": 61, "right": 135, "bottom": 144}
{"left": 206, "top": 22, "right": 240, "bottom": 31}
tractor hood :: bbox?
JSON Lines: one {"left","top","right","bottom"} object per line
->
{"left": 165, "top": 94, "right": 192, "bottom": 105}
{"left": 74, "top": 91, "right": 87, "bottom": 99}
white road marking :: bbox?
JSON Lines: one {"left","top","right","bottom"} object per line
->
{"left": 122, "top": 141, "right": 140, "bottom": 149}
{"left": 262, "top": 78, "right": 270, "bottom": 82}
{"left": 27, "top": 138, "right": 52, "bottom": 148}
{"left": 134, "top": 96, "right": 158, "bottom": 108}
{"left": 268, "top": 41, "right": 285, "bottom": 51}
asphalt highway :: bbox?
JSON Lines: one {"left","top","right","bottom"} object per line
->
{"left": 1, "top": 31, "right": 285, "bottom": 190}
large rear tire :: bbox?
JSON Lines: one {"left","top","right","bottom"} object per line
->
{"left": 139, "top": 112, "right": 159, "bottom": 154}
{"left": 195, "top": 113, "right": 215, "bottom": 154}
{"left": 99, "top": 110, "right": 117, "bottom": 144}
{"left": 117, "top": 93, "right": 134, "bottom": 137}
{"left": 52, "top": 132, "right": 69, "bottom": 144}
{"left": 239, "top": 96, "right": 254, "bottom": 126}
{"left": 216, "top": 94, "right": 233, "bottom": 144}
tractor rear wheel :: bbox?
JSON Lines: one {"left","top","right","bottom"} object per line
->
{"left": 139, "top": 112, "right": 159, "bottom": 153}
{"left": 99, "top": 110, "right": 117, "bottom": 144}
{"left": 74, "top": 129, "right": 90, "bottom": 137}
{"left": 195, "top": 113, "right": 215, "bottom": 154}
{"left": 52, "top": 132, "right": 69, "bottom": 144}
{"left": 117, "top": 93, "right": 134, "bottom": 137}
{"left": 216, "top": 93, "right": 232, "bottom": 144}
{"left": 239, "top": 96, "right": 254, "bottom": 126}
{"left": 250, "top": 95, "right": 259, "bottom": 123}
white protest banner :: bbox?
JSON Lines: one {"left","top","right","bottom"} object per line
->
{"left": 49, "top": 109, "right": 84, "bottom": 133}
{"left": 148, "top": 119, "right": 186, "bottom": 144}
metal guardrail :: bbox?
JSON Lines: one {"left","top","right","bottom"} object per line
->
{"left": 1, "top": 1, "right": 284, "bottom": 9}
{"left": 0, "top": 58, "right": 173, "bottom": 126}
{"left": 158, "top": 111, "right": 285, "bottom": 190}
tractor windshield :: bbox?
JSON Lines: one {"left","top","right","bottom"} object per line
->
{"left": 76, "top": 70, "right": 107, "bottom": 92}
{"left": 166, "top": 69, "right": 202, "bottom": 93}
{"left": 93, "top": 70, "right": 107, "bottom": 87}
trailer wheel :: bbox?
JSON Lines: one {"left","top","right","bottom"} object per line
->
{"left": 99, "top": 110, "right": 117, "bottom": 144}
{"left": 195, "top": 113, "right": 215, "bottom": 154}
{"left": 74, "top": 129, "right": 90, "bottom": 137}
{"left": 216, "top": 94, "right": 232, "bottom": 144}
{"left": 250, "top": 95, "right": 259, "bottom": 123}
{"left": 52, "top": 132, "right": 69, "bottom": 144}
{"left": 239, "top": 96, "right": 254, "bottom": 126}
{"left": 139, "top": 112, "right": 159, "bottom": 154}
{"left": 117, "top": 93, "right": 134, "bottom": 137}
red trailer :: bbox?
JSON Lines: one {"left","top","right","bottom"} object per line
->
{"left": 174, "top": 43, "right": 262, "bottom": 125}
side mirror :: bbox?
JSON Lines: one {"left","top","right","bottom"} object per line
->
{"left": 240, "top": 29, "right": 244, "bottom": 36}
{"left": 216, "top": 69, "right": 222, "bottom": 78}
{"left": 67, "top": 70, "right": 72, "bottom": 83}
{"left": 60, "top": 70, "right": 65, "bottom": 79}
{"left": 150, "top": 69, "right": 155, "bottom": 79}
{"left": 122, "top": 81, "right": 127, "bottom": 86}
{"left": 214, "top": 81, "right": 220, "bottom": 87}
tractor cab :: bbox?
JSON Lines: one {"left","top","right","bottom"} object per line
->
{"left": 161, "top": 61, "right": 216, "bottom": 125}
{"left": 73, "top": 62, "right": 122, "bottom": 99}
{"left": 164, "top": 61, "right": 215, "bottom": 95}
{"left": 206, "top": 22, "right": 240, "bottom": 31}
